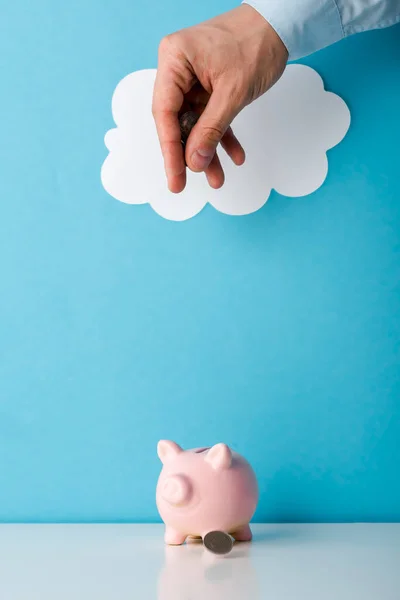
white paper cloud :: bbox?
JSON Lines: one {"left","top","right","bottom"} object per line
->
{"left": 101, "top": 65, "right": 350, "bottom": 221}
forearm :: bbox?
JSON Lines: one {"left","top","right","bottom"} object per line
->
{"left": 243, "top": 0, "right": 400, "bottom": 60}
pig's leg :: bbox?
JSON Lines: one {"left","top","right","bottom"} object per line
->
{"left": 232, "top": 524, "right": 252, "bottom": 542}
{"left": 164, "top": 528, "right": 187, "bottom": 545}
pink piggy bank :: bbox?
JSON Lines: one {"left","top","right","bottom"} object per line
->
{"left": 156, "top": 440, "right": 259, "bottom": 547}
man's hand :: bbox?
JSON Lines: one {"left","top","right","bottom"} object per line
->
{"left": 152, "top": 4, "right": 288, "bottom": 193}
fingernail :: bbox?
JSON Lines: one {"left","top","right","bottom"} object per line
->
{"left": 191, "top": 148, "right": 214, "bottom": 170}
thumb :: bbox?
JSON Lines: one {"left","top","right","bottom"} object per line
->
{"left": 186, "top": 83, "right": 239, "bottom": 173}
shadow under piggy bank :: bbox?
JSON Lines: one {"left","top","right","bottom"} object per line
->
{"left": 157, "top": 541, "right": 260, "bottom": 600}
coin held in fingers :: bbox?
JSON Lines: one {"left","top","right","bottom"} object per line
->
{"left": 179, "top": 111, "right": 199, "bottom": 148}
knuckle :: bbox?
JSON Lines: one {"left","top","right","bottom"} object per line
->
{"left": 151, "top": 101, "right": 160, "bottom": 118}
{"left": 158, "top": 32, "right": 180, "bottom": 55}
{"left": 161, "top": 140, "right": 175, "bottom": 155}
{"left": 202, "top": 124, "right": 225, "bottom": 144}
{"left": 158, "top": 35, "right": 172, "bottom": 54}
{"left": 152, "top": 102, "right": 162, "bottom": 121}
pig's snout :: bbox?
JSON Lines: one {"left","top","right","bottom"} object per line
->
{"left": 161, "top": 475, "right": 192, "bottom": 506}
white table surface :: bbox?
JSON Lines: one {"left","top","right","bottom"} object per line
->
{"left": 0, "top": 524, "right": 399, "bottom": 599}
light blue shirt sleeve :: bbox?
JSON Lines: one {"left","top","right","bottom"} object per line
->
{"left": 243, "top": 0, "right": 400, "bottom": 60}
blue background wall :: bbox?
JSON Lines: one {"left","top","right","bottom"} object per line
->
{"left": 0, "top": 1, "right": 399, "bottom": 523}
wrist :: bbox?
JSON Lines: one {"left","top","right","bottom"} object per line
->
{"left": 238, "top": 2, "right": 288, "bottom": 62}
{"left": 237, "top": 3, "right": 288, "bottom": 61}
{"left": 233, "top": 3, "right": 288, "bottom": 101}
{"left": 242, "top": 0, "right": 344, "bottom": 60}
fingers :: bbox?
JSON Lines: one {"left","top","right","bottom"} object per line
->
{"left": 203, "top": 130, "right": 244, "bottom": 190}
{"left": 220, "top": 127, "right": 246, "bottom": 166}
{"left": 152, "top": 40, "right": 193, "bottom": 193}
{"left": 184, "top": 87, "right": 245, "bottom": 171}
{"left": 185, "top": 83, "right": 240, "bottom": 173}
{"left": 153, "top": 34, "right": 247, "bottom": 191}
{"left": 205, "top": 152, "right": 225, "bottom": 189}
{"left": 152, "top": 77, "right": 185, "bottom": 193}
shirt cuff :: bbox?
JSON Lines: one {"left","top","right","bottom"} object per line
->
{"left": 242, "top": 0, "right": 345, "bottom": 60}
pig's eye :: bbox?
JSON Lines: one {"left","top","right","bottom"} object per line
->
{"left": 194, "top": 447, "right": 210, "bottom": 454}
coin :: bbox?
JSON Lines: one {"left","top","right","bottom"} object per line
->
{"left": 203, "top": 531, "right": 234, "bottom": 555}
{"left": 179, "top": 111, "right": 199, "bottom": 146}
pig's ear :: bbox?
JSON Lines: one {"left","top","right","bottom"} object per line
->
{"left": 205, "top": 443, "right": 232, "bottom": 471}
{"left": 157, "top": 440, "right": 183, "bottom": 464}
